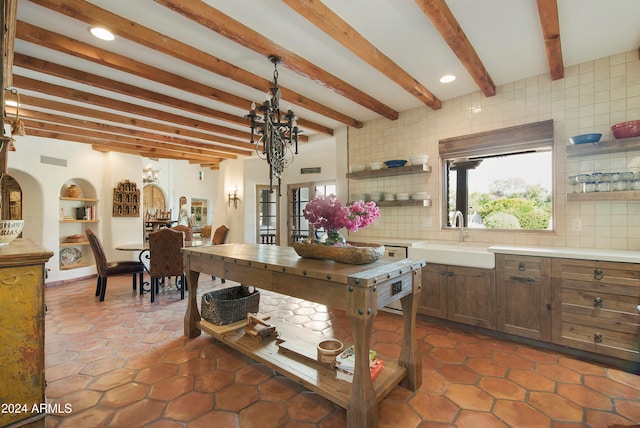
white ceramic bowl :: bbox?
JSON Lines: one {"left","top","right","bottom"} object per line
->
{"left": 369, "top": 191, "right": 383, "bottom": 202}
{"left": 410, "top": 155, "right": 429, "bottom": 165}
{"left": 396, "top": 192, "right": 410, "bottom": 200}
{"left": 383, "top": 193, "right": 395, "bottom": 201}
{"left": 412, "top": 192, "right": 431, "bottom": 200}
{"left": 350, "top": 164, "right": 365, "bottom": 173}
{"left": 370, "top": 162, "right": 384, "bottom": 170}
{"left": 0, "top": 220, "right": 24, "bottom": 246}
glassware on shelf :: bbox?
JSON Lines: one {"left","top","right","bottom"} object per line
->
{"left": 612, "top": 180, "right": 628, "bottom": 191}
{"left": 632, "top": 179, "right": 640, "bottom": 191}
{"left": 596, "top": 181, "right": 611, "bottom": 192}
{"left": 584, "top": 181, "right": 596, "bottom": 192}
{"left": 575, "top": 174, "right": 590, "bottom": 193}
{"left": 620, "top": 172, "right": 634, "bottom": 181}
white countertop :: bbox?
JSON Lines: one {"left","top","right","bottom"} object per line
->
{"left": 489, "top": 245, "right": 640, "bottom": 263}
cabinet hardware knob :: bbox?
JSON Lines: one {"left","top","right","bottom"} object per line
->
{"left": 448, "top": 271, "right": 454, "bottom": 277}
{"left": 594, "top": 268, "right": 603, "bottom": 280}
{"left": 594, "top": 333, "right": 603, "bottom": 343}
{"left": 440, "top": 271, "right": 447, "bottom": 276}
{"left": 594, "top": 297, "right": 603, "bottom": 308}
{"left": 518, "top": 262, "right": 525, "bottom": 271}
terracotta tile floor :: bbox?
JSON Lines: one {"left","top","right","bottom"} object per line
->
{"left": 43, "top": 274, "right": 640, "bottom": 427}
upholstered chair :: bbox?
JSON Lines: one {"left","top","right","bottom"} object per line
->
{"left": 148, "top": 228, "right": 186, "bottom": 303}
{"left": 171, "top": 225, "right": 193, "bottom": 241}
{"left": 85, "top": 228, "right": 145, "bottom": 301}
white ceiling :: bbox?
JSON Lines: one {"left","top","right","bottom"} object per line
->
{"left": 9, "top": 0, "right": 640, "bottom": 162}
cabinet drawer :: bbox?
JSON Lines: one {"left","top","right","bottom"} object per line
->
{"left": 551, "top": 258, "right": 640, "bottom": 286}
{"left": 496, "top": 254, "right": 550, "bottom": 280}
{"left": 560, "top": 289, "right": 640, "bottom": 325}
{"left": 558, "top": 313, "right": 640, "bottom": 362}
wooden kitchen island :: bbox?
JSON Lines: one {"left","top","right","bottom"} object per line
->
{"left": 183, "top": 243, "right": 425, "bottom": 428}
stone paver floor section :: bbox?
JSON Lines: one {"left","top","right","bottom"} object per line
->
{"left": 43, "top": 274, "right": 640, "bottom": 427}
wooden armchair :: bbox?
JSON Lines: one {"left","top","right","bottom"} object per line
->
{"left": 85, "top": 228, "right": 145, "bottom": 301}
{"left": 156, "top": 209, "right": 172, "bottom": 221}
{"left": 148, "top": 228, "right": 186, "bottom": 303}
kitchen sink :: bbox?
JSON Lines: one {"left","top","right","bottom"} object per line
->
{"left": 407, "top": 241, "right": 495, "bottom": 269}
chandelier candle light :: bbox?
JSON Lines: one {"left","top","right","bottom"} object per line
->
{"left": 245, "top": 55, "right": 302, "bottom": 196}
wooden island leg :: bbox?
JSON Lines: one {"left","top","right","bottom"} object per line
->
{"left": 184, "top": 267, "right": 201, "bottom": 338}
{"left": 347, "top": 286, "right": 378, "bottom": 428}
{"left": 399, "top": 269, "right": 422, "bottom": 390}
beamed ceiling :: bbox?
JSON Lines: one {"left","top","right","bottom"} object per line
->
{"left": 3, "top": 0, "right": 640, "bottom": 169}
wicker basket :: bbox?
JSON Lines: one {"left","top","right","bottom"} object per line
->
{"left": 200, "top": 286, "right": 260, "bottom": 325}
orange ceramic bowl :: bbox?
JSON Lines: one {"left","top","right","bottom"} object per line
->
{"left": 611, "top": 120, "right": 640, "bottom": 139}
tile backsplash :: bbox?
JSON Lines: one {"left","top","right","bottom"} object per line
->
{"left": 348, "top": 50, "right": 640, "bottom": 250}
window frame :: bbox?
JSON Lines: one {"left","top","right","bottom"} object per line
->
{"left": 439, "top": 120, "right": 555, "bottom": 231}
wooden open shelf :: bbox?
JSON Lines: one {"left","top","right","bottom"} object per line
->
{"left": 567, "top": 190, "right": 640, "bottom": 202}
{"left": 60, "top": 241, "right": 89, "bottom": 247}
{"left": 346, "top": 164, "right": 431, "bottom": 179}
{"left": 59, "top": 219, "right": 99, "bottom": 223}
{"left": 59, "top": 197, "right": 99, "bottom": 202}
{"left": 566, "top": 136, "right": 640, "bottom": 157}
{"left": 60, "top": 262, "right": 91, "bottom": 270}
{"left": 196, "top": 317, "right": 405, "bottom": 409}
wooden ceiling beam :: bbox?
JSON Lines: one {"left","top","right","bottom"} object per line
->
{"left": 16, "top": 114, "right": 238, "bottom": 160}
{"left": 283, "top": 0, "right": 441, "bottom": 110}
{"left": 29, "top": 0, "right": 355, "bottom": 131}
{"left": 536, "top": 0, "right": 564, "bottom": 80}
{"left": 15, "top": 21, "right": 331, "bottom": 136}
{"left": 415, "top": 0, "right": 496, "bottom": 97}
{"left": 155, "top": 0, "right": 399, "bottom": 121}
{"left": 2, "top": 0, "right": 17, "bottom": 88}
{"left": 17, "top": 94, "right": 254, "bottom": 155}
{"left": 12, "top": 74, "right": 263, "bottom": 154}
{"left": 24, "top": 127, "right": 225, "bottom": 163}
{"left": 14, "top": 53, "right": 257, "bottom": 136}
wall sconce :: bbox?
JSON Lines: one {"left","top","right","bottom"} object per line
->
{"left": 227, "top": 187, "right": 240, "bottom": 209}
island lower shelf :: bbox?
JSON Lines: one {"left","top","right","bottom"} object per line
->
{"left": 196, "top": 317, "right": 406, "bottom": 409}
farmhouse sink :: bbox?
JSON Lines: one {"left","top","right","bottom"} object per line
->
{"left": 407, "top": 241, "right": 495, "bottom": 269}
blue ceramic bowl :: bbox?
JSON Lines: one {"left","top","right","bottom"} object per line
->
{"left": 569, "top": 133, "right": 602, "bottom": 144}
{"left": 383, "top": 160, "right": 407, "bottom": 168}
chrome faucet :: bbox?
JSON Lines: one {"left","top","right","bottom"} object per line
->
{"left": 453, "top": 210, "right": 468, "bottom": 242}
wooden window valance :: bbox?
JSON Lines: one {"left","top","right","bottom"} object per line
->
{"left": 439, "top": 119, "right": 554, "bottom": 159}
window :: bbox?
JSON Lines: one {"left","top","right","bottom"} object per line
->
{"left": 440, "top": 120, "right": 554, "bottom": 231}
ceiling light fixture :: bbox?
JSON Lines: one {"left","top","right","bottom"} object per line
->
{"left": 89, "top": 26, "right": 115, "bottom": 41}
{"left": 440, "top": 74, "right": 456, "bottom": 83}
{"left": 245, "top": 55, "right": 302, "bottom": 196}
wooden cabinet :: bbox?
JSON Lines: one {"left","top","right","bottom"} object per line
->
{"left": 418, "top": 263, "right": 495, "bottom": 329}
{"left": 346, "top": 164, "right": 432, "bottom": 207}
{"left": 495, "top": 254, "right": 551, "bottom": 341}
{"left": 0, "top": 239, "right": 53, "bottom": 428}
{"left": 551, "top": 258, "right": 640, "bottom": 362}
{"left": 417, "top": 264, "right": 448, "bottom": 319}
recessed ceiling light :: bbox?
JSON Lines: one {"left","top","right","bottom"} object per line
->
{"left": 89, "top": 26, "right": 114, "bottom": 41}
{"left": 440, "top": 74, "right": 456, "bottom": 83}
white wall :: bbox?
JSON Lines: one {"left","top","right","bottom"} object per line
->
{"left": 6, "top": 135, "right": 220, "bottom": 283}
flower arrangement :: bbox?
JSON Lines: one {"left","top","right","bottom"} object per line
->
{"left": 303, "top": 195, "right": 380, "bottom": 245}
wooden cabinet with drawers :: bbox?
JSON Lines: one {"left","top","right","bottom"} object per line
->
{"left": 495, "top": 254, "right": 551, "bottom": 341}
{"left": 551, "top": 258, "right": 640, "bottom": 362}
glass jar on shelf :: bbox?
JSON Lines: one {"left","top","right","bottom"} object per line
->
{"left": 575, "top": 174, "right": 590, "bottom": 193}
{"left": 584, "top": 181, "right": 596, "bottom": 193}
{"left": 595, "top": 181, "right": 611, "bottom": 192}
{"left": 612, "top": 180, "right": 628, "bottom": 191}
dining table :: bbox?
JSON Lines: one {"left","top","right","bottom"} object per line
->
{"left": 145, "top": 219, "right": 178, "bottom": 232}
{"left": 116, "top": 239, "right": 210, "bottom": 293}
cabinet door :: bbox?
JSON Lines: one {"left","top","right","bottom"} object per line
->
{"left": 447, "top": 266, "right": 495, "bottom": 329}
{"left": 0, "top": 264, "right": 45, "bottom": 427}
{"left": 496, "top": 254, "right": 551, "bottom": 341}
{"left": 417, "top": 264, "right": 448, "bottom": 319}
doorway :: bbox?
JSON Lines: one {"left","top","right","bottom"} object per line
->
{"left": 1, "top": 175, "right": 22, "bottom": 220}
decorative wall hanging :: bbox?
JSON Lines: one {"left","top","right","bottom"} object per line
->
{"left": 112, "top": 180, "right": 140, "bottom": 217}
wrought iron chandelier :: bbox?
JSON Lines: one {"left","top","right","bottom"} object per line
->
{"left": 245, "top": 55, "right": 302, "bottom": 196}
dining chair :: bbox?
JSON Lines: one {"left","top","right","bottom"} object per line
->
{"left": 171, "top": 225, "right": 193, "bottom": 241}
{"left": 211, "top": 225, "right": 230, "bottom": 283}
{"left": 85, "top": 228, "right": 145, "bottom": 302}
{"left": 148, "top": 228, "right": 186, "bottom": 303}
